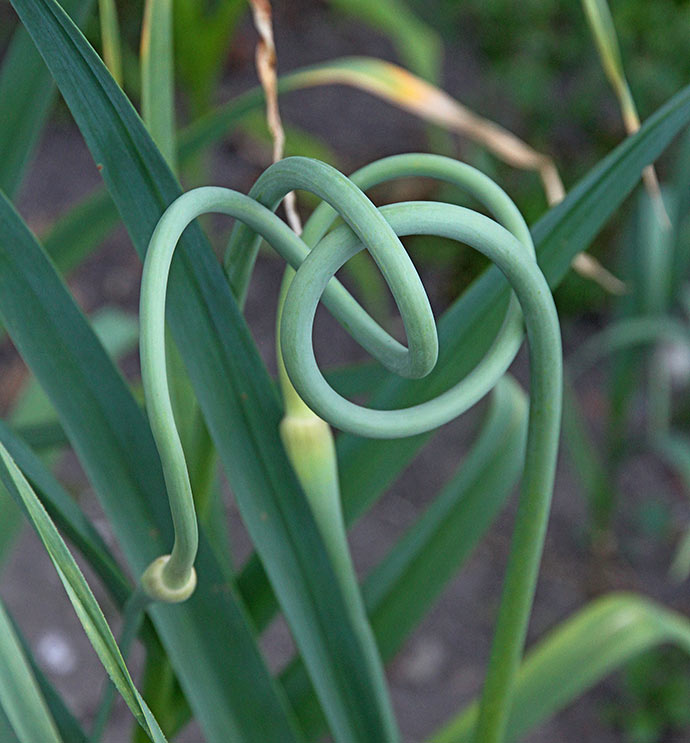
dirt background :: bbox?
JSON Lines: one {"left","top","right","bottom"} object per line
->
{"left": 2, "top": 2, "right": 689, "bottom": 742}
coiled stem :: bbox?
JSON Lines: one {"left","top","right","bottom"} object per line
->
{"left": 139, "top": 154, "right": 562, "bottom": 742}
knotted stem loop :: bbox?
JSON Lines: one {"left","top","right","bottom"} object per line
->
{"left": 139, "top": 154, "right": 562, "bottom": 743}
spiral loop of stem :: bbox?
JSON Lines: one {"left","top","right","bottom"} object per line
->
{"left": 139, "top": 153, "right": 562, "bottom": 742}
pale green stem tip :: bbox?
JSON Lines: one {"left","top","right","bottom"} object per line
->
{"left": 141, "top": 555, "right": 197, "bottom": 603}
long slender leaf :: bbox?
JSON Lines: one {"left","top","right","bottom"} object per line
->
{"left": 0, "top": 420, "right": 129, "bottom": 605}
{"left": 0, "top": 707, "right": 20, "bottom": 743}
{"left": 325, "top": 361, "right": 389, "bottom": 399}
{"left": 336, "top": 79, "right": 690, "bottom": 526}
{"left": 8, "top": 1, "right": 399, "bottom": 739}
{"left": 363, "top": 375, "right": 528, "bottom": 660}
{"left": 141, "top": 0, "right": 175, "bottom": 168}
{"left": 0, "top": 486, "right": 22, "bottom": 569}
{"left": 0, "top": 442, "right": 166, "bottom": 743}
{"left": 173, "top": 0, "right": 245, "bottom": 113}
{"left": 281, "top": 375, "right": 529, "bottom": 737}
{"left": 651, "top": 433, "right": 690, "bottom": 580}
{"left": 96, "top": 0, "right": 122, "bottom": 84}
{"left": 0, "top": 191, "right": 301, "bottom": 743}
{"left": 430, "top": 593, "right": 690, "bottom": 742}
{"left": 0, "top": 0, "right": 94, "bottom": 197}
{"left": 229, "top": 74, "right": 690, "bottom": 663}
{"left": 41, "top": 190, "right": 119, "bottom": 274}
{"left": 0, "top": 307, "right": 140, "bottom": 594}
{"left": 561, "top": 379, "right": 613, "bottom": 534}
{"left": 328, "top": 0, "right": 442, "bottom": 82}
{"left": 13, "top": 619, "right": 89, "bottom": 743}
{"left": 0, "top": 596, "right": 63, "bottom": 743}
{"left": 11, "top": 306, "right": 139, "bottom": 434}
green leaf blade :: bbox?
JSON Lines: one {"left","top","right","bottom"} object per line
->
{"left": 337, "top": 80, "right": 690, "bottom": 526}
{"left": 0, "top": 0, "right": 94, "bottom": 196}
{"left": 0, "top": 443, "right": 164, "bottom": 742}
{"left": 0, "top": 597, "right": 63, "bottom": 743}
{"left": 7, "top": 2, "right": 403, "bottom": 738}
{"left": 431, "top": 593, "right": 690, "bottom": 742}
{"left": 281, "top": 376, "right": 528, "bottom": 738}
{"left": 0, "top": 190, "right": 301, "bottom": 743}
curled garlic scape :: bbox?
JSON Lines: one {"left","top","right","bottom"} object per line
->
{"left": 139, "top": 154, "right": 562, "bottom": 741}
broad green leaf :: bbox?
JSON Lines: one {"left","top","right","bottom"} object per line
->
{"left": 281, "top": 375, "right": 529, "bottom": 737}
{"left": 0, "top": 596, "right": 62, "bottom": 743}
{"left": 10, "top": 421, "right": 67, "bottom": 452}
{"left": 430, "top": 593, "right": 690, "bottom": 742}
{"left": 0, "top": 191, "right": 301, "bottom": 743}
{"left": 0, "top": 0, "right": 94, "bottom": 197}
{"left": 0, "top": 442, "right": 167, "bottom": 743}
{"left": 0, "top": 486, "right": 21, "bottom": 569}
{"left": 90, "top": 306, "right": 140, "bottom": 357}
{"left": 325, "top": 361, "right": 388, "bottom": 400}
{"left": 7, "top": 2, "right": 399, "bottom": 738}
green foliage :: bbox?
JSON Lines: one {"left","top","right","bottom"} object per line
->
{"left": 0, "top": 0, "right": 94, "bottom": 197}
{"left": 328, "top": 0, "right": 442, "bottom": 82}
{"left": 407, "top": 0, "right": 690, "bottom": 280}
{"left": 0, "top": 597, "right": 62, "bottom": 743}
{"left": 433, "top": 594, "right": 690, "bottom": 742}
{"left": 173, "top": 0, "right": 245, "bottom": 113}
{"left": 0, "top": 435, "right": 167, "bottom": 741}
{"left": 1, "top": 0, "right": 690, "bottom": 742}
{"left": 603, "top": 648, "right": 690, "bottom": 743}
{"left": 411, "top": 0, "right": 690, "bottom": 147}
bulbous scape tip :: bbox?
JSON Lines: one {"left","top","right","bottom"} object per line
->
{"left": 141, "top": 555, "right": 197, "bottom": 603}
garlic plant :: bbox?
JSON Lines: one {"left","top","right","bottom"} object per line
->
{"left": 1, "top": 1, "right": 689, "bottom": 742}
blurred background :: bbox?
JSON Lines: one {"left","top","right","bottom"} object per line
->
{"left": 2, "top": 1, "right": 690, "bottom": 741}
